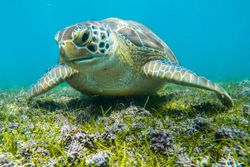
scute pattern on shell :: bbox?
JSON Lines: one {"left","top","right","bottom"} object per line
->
{"left": 102, "top": 18, "right": 179, "bottom": 64}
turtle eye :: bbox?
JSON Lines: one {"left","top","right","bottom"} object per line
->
{"left": 81, "top": 31, "right": 89, "bottom": 43}
{"left": 73, "top": 30, "right": 91, "bottom": 46}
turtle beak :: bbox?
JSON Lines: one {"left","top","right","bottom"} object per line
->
{"left": 59, "top": 40, "right": 96, "bottom": 63}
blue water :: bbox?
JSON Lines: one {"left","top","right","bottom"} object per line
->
{"left": 0, "top": 0, "right": 249, "bottom": 87}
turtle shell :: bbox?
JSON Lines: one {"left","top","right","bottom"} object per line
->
{"left": 102, "top": 18, "right": 179, "bottom": 64}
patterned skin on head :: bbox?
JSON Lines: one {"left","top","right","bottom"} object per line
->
{"left": 55, "top": 22, "right": 113, "bottom": 63}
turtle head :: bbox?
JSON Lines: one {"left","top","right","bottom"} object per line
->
{"left": 55, "top": 22, "right": 115, "bottom": 72}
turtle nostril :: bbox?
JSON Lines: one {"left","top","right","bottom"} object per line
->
{"left": 60, "top": 42, "right": 65, "bottom": 47}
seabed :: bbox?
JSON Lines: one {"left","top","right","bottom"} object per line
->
{"left": 0, "top": 80, "right": 249, "bottom": 166}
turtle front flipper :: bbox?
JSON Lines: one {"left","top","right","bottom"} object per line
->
{"left": 27, "top": 64, "right": 78, "bottom": 99}
{"left": 143, "top": 60, "right": 233, "bottom": 107}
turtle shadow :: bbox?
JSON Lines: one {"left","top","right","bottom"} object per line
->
{"left": 30, "top": 93, "right": 227, "bottom": 119}
{"left": 30, "top": 93, "right": 176, "bottom": 112}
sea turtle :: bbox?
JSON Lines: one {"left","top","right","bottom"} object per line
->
{"left": 27, "top": 18, "right": 233, "bottom": 107}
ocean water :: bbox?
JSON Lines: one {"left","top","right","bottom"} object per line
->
{"left": 0, "top": 1, "right": 249, "bottom": 165}
{"left": 0, "top": 0, "right": 249, "bottom": 87}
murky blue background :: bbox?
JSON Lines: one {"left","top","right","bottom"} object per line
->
{"left": 0, "top": 0, "right": 249, "bottom": 87}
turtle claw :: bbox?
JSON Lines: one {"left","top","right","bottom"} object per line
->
{"left": 216, "top": 92, "right": 234, "bottom": 107}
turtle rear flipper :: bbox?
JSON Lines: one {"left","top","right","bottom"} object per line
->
{"left": 143, "top": 60, "right": 233, "bottom": 107}
{"left": 27, "top": 64, "right": 78, "bottom": 99}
